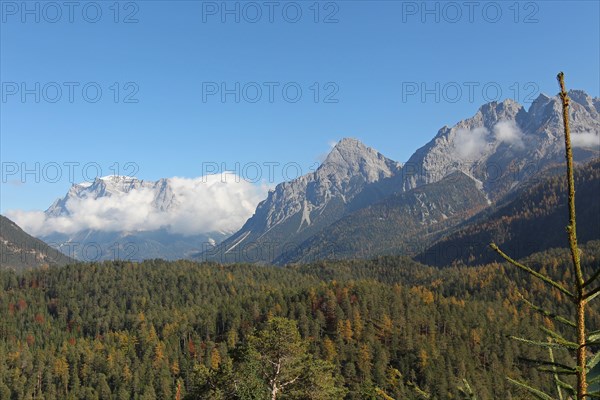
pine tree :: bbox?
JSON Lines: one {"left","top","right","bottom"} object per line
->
{"left": 490, "top": 72, "right": 600, "bottom": 400}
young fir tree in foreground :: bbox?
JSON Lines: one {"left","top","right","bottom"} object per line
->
{"left": 489, "top": 73, "right": 600, "bottom": 399}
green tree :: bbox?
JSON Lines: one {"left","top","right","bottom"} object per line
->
{"left": 490, "top": 73, "right": 600, "bottom": 399}
{"left": 245, "top": 317, "right": 345, "bottom": 400}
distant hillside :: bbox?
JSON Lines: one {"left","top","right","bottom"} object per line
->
{"left": 0, "top": 215, "right": 75, "bottom": 270}
{"left": 275, "top": 171, "right": 490, "bottom": 264}
{"left": 417, "top": 159, "right": 600, "bottom": 266}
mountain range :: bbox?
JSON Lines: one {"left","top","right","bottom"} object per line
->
{"left": 40, "top": 175, "right": 230, "bottom": 261}
{"left": 3, "top": 90, "right": 598, "bottom": 267}
{"left": 200, "top": 90, "right": 600, "bottom": 264}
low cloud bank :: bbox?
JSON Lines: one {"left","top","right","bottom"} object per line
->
{"left": 453, "top": 120, "right": 525, "bottom": 160}
{"left": 7, "top": 173, "right": 269, "bottom": 237}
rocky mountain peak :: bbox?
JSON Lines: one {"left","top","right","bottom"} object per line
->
{"left": 324, "top": 138, "right": 378, "bottom": 164}
{"left": 332, "top": 137, "right": 362, "bottom": 148}
{"left": 476, "top": 98, "right": 524, "bottom": 130}
{"left": 45, "top": 176, "right": 173, "bottom": 217}
{"left": 91, "top": 175, "right": 144, "bottom": 193}
{"left": 209, "top": 138, "right": 403, "bottom": 261}
{"left": 479, "top": 97, "right": 521, "bottom": 112}
{"left": 321, "top": 138, "right": 400, "bottom": 183}
{"left": 568, "top": 89, "right": 599, "bottom": 116}
{"left": 528, "top": 92, "right": 556, "bottom": 124}
{"left": 403, "top": 90, "right": 599, "bottom": 198}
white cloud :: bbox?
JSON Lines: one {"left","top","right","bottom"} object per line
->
{"left": 5, "top": 210, "right": 48, "bottom": 236}
{"left": 493, "top": 120, "right": 525, "bottom": 149}
{"left": 6, "top": 172, "right": 269, "bottom": 237}
{"left": 453, "top": 121, "right": 526, "bottom": 160}
{"left": 453, "top": 126, "right": 489, "bottom": 160}
{"left": 571, "top": 132, "right": 600, "bottom": 149}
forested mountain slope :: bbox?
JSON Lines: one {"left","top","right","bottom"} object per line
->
{"left": 417, "top": 158, "right": 600, "bottom": 266}
{"left": 275, "top": 171, "right": 489, "bottom": 264}
{"left": 0, "top": 215, "right": 74, "bottom": 271}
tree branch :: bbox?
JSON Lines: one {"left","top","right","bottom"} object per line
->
{"left": 490, "top": 243, "right": 575, "bottom": 300}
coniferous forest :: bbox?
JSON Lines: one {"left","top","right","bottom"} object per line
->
{"left": 1, "top": 241, "right": 599, "bottom": 399}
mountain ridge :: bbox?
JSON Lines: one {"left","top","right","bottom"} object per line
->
{"left": 0, "top": 215, "right": 75, "bottom": 270}
{"left": 38, "top": 175, "right": 232, "bottom": 261}
{"left": 274, "top": 171, "right": 491, "bottom": 264}
{"left": 201, "top": 137, "right": 402, "bottom": 263}
{"left": 12, "top": 90, "right": 599, "bottom": 264}
{"left": 201, "top": 90, "right": 599, "bottom": 264}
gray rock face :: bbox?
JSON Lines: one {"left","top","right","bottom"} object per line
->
{"left": 202, "top": 138, "right": 401, "bottom": 263}
{"left": 402, "top": 91, "right": 600, "bottom": 200}
{"left": 46, "top": 175, "right": 177, "bottom": 217}
{"left": 259, "top": 138, "right": 401, "bottom": 231}
{"left": 274, "top": 171, "right": 491, "bottom": 265}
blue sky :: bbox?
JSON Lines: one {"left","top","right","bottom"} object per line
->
{"left": 1, "top": 0, "right": 599, "bottom": 213}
